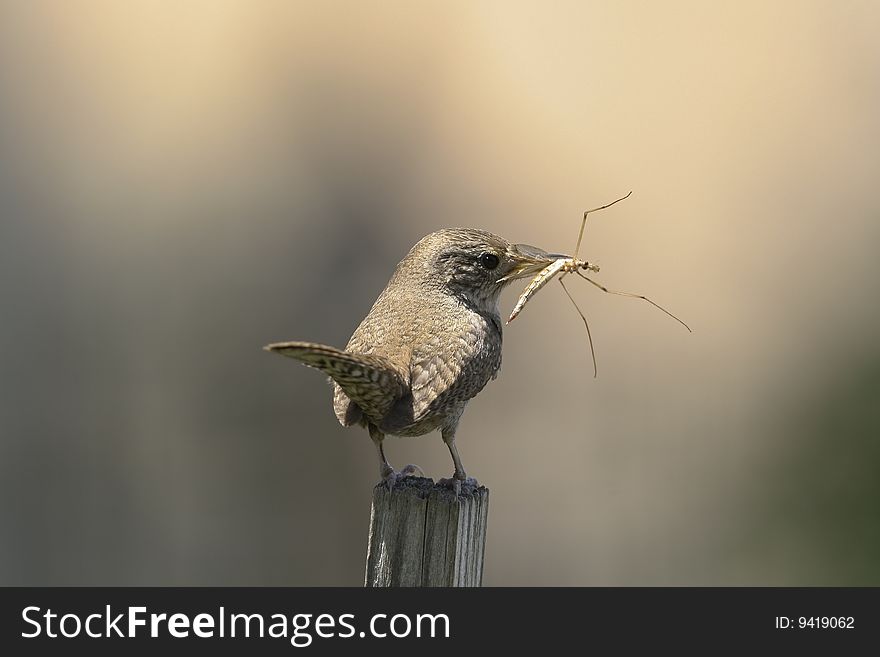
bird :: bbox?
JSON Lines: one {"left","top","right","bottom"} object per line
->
{"left": 265, "top": 228, "right": 559, "bottom": 494}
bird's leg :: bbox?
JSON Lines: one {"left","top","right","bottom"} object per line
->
{"left": 437, "top": 428, "right": 479, "bottom": 496}
{"left": 369, "top": 424, "right": 394, "bottom": 480}
{"left": 369, "top": 424, "right": 423, "bottom": 490}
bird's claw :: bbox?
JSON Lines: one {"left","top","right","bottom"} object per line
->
{"left": 381, "top": 464, "right": 425, "bottom": 490}
{"left": 399, "top": 463, "right": 425, "bottom": 477}
{"left": 437, "top": 475, "right": 479, "bottom": 496}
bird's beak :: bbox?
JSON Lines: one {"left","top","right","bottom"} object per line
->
{"left": 497, "top": 243, "right": 569, "bottom": 283}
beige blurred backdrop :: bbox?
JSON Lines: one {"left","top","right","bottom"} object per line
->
{"left": 1, "top": 1, "right": 878, "bottom": 585}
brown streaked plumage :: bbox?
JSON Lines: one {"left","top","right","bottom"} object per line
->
{"left": 266, "top": 228, "right": 557, "bottom": 494}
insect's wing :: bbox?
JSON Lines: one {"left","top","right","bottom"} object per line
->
{"left": 512, "top": 243, "right": 571, "bottom": 260}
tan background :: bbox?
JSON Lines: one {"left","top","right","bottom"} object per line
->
{"left": 1, "top": 1, "right": 878, "bottom": 585}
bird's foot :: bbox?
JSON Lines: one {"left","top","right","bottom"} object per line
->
{"left": 380, "top": 463, "right": 425, "bottom": 490}
{"left": 437, "top": 474, "right": 479, "bottom": 496}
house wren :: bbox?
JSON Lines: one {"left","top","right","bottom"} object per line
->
{"left": 266, "top": 228, "right": 559, "bottom": 494}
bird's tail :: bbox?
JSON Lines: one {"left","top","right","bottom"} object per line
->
{"left": 264, "top": 341, "right": 404, "bottom": 424}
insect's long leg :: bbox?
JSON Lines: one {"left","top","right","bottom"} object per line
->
{"left": 574, "top": 270, "right": 692, "bottom": 332}
{"left": 558, "top": 275, "right": 598, "bottom": 378}
{"left": 574, "top": 190, "right": 633, "bottom": 261}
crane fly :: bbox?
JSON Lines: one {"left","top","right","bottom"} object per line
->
{"left": 500, "top": 191, "right": 691, "bottom": 377}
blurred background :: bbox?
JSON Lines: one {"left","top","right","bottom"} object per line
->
{"left": 1, "top": 0, "right": 878, "bottom": 586}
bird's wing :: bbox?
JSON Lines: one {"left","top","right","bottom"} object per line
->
{"left": 410, "top": 343, "right": 463, "bottom": 422}
{"left": 409, "top": 317, "right": 501, "bottom": 423}
{"left": 265, "top": 341, "right": 405, "bottom": 426}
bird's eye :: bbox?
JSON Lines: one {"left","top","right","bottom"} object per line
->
{"left": 478, "top": 252, "right": 500, "bottom": 270}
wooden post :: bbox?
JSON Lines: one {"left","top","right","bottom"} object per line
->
{"left": 364, "top": 477, "right": 489, "bottom": 587}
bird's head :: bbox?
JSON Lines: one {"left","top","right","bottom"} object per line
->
{"left": 395, "top": 228, "right": 562, "bottom": 313}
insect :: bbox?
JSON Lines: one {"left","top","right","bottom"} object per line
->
{"left": 503, "top": 191, "right": 691, "bottom": 377}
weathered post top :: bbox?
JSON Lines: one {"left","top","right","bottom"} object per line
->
{"left": 365, "top": 477, "right": 489, "bottom": 587}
